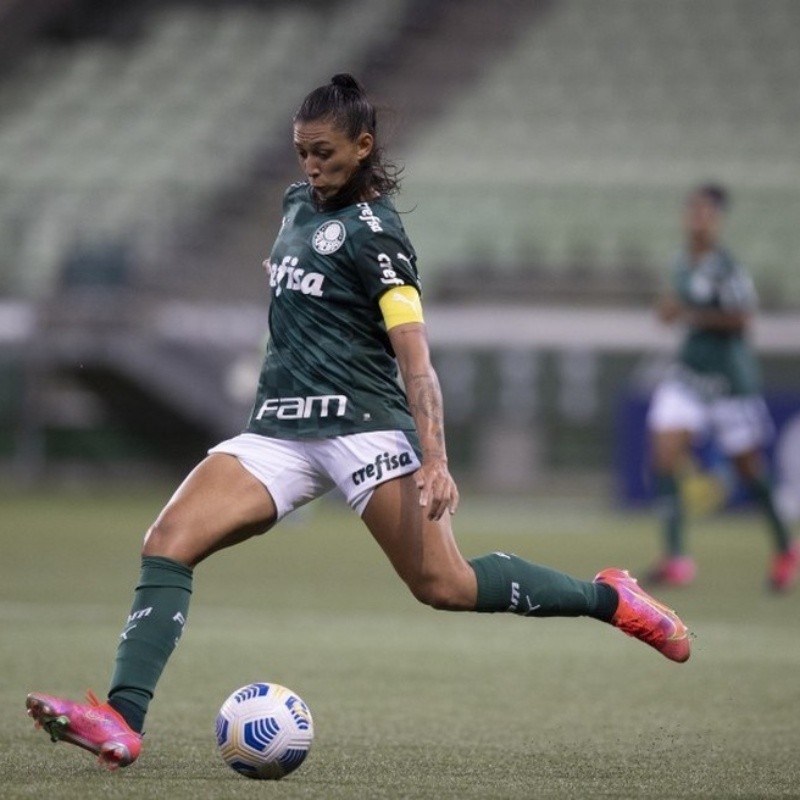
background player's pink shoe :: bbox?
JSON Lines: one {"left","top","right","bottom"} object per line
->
{"left": 594, "top": 568, "right": 691, "bottom": 663}
{"left": 26, "top": 690, "right": 141, "bottom": 770}
{"left": 769, "top": 541, "right": 800, "bottom": 592}
{"left": 645, "top": 555, "right": 697, "bottom": 587}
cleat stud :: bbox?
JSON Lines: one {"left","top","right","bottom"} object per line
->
{"left": 100, "top": 745, "right": 125, "bottom": 771}
{"left": 44, "top": 715, "right": 69, "bottom": 742}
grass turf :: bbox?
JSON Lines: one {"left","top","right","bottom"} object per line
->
{"left": 1, "top": 487, "right": 799, "bottom": 798}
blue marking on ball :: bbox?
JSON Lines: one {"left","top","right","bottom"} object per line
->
{"left": 214, "top": 714, "right": 229, "bottom": 747}
{"left": 243, "top": 715, "right": 281, "bottom": 752}
{"left": 278, "top": 747, "right": 310, "bottom": 773}
{"left": 233, "top": 682, "right": 271, "bottom": 704}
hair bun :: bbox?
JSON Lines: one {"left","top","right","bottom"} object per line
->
{"left": 331, "top": 73, "right": 364, "bottom": 94}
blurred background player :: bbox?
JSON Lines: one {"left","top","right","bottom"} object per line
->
{"left": 646, "top": 183, "right": 798, "bottom": 590}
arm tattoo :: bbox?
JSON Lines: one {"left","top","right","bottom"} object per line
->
{"left": 407, "top": 372, "right": 446, "bottom": 458}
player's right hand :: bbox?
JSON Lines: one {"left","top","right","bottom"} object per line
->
{"left": 415, "top": 457, "right": 459, "bottom": 521}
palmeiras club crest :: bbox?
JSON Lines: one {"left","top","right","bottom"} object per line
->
{"left": 312, "top": 220, "right": 346, "bottom": 254}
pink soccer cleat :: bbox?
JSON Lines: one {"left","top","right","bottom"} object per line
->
{"left": 645, "top": 555, "right": 697, "bottom": 588}
{"left": 26, "top": 690, "right": 141, "bottom": 770}
{"left": 769, "top": 541, "right": 800, "bottom": 593}
{"left": 594, "top": 567, "right": 691, "bottom": 663}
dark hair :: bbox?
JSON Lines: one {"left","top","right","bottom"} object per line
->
{"left": 692, "top": 182, "right": 730, "bottom": 211}
{"left": 294, "top": 73, "right": 401, "bottom": 210}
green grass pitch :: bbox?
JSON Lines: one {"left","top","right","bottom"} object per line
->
{"left": 2, "top": 486, "right": 799, "bottom": 798}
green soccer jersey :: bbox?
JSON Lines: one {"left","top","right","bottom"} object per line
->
{"left": 245, "top": 183, "right": 422, "bottom": 439}
{"left": 671, "top": 246, "right": 761, "bottom": 397}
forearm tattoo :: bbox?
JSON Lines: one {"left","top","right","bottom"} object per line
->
{"left": 407, "top": 372, "right": 446, "bottom": 459}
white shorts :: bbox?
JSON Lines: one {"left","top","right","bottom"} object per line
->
{"left": 208, "top": 430, "right": 421, "bottom": 519}
{"left": 647, "top": 380, "right": 773, "bottom": 456}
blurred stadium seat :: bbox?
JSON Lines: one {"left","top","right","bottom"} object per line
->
{"left": 3, "top": 0, "right": 796, "bottom": 303}
{"left": 0, "top": 0, "right": 409, "bottom": 297}
{"left": 401, "top": 0, "right": 800, "bottom": 305}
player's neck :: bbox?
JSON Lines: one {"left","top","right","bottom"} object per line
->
{"left": 312, "top": 168, "right": 377, "bottom": 213}
{"left": 688, "top": 237, "right": 716, "bottom": 260}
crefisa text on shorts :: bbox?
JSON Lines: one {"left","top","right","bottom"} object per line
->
{"left": 351, "top": 451, "right": 414, "bottom": 485}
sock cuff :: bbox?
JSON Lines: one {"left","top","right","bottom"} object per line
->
{"left": 654, "top": 473, "right": 679, "bottom": 495}
{"left": 468, "top": 553, "right": 512, "bottom": 612}
{"left": 107, "top": 694, "right": 148, "bottom": 734}
{"left": 139, "top": 555, "right": 193, "bottom": 593}
{"left": 592, "top": 582, "right": 619, "bottom": 623}
{"left": 744, "top": 475, "right": 771, "bottom": 497}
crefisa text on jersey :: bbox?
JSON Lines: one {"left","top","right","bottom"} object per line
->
{"left": 266, "top": 255, "right": 326, "bottom": 297}
{"left": 357, "top": 202, "right": 383, "bottom": 232}
{"left": 376, "top": 253, "right": 405, "bottom": 287}
{"left": 352, "top": 451, "right": 414, "bottom": 486}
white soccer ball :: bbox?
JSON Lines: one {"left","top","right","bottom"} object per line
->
{"left": 215, "top": 682, "right": 314, "bottom": 780}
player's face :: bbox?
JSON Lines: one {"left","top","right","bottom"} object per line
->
{"left": 683, "top": 193, "right": 723, "bottom": 246}
{"left": 293, "top": 118, "right": 374, "bottom": 200}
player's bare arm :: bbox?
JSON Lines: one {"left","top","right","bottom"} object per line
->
{"left": 683, "top": 306, "right": 751, "bottom": 331}
{"left": 657, "top": 293, "right": 750, "bottom": 331}
{"left": 656, "top": 292, "right": 682, "bottom": 323}
{"left": 388, "top": 322, "right": 459, "bottom": 520}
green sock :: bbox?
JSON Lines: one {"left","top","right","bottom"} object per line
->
{"left": 108, "top": 556, "right": 193, "bottom": 732}
{"left": 654, "top": 473, "right": 684, "bottom": 557}
{"left": 468, "top": 552, "right": 618, "bottom": 621}
{"left": 746, "top": 476, "right": 792, "bottom": 553}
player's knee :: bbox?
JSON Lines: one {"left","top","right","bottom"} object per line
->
{"left": 652, "top": 449, "right": 678, "bottom": 475}
{"left": 141, "top": 510, "right": 192, "bottom": 560}
{"left": 408, "top": 573, "right": 472, "bottom": 611}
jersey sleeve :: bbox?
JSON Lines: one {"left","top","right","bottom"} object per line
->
{"left": 667, "top": 255, "right": 684, "bottom": 296}
{"left": 719, "top": 263, "right": 757, "bottom": 311}
{"left": 352, "top": 227, "right": 422, "bottom": 306}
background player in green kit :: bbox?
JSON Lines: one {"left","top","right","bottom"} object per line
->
{"left": 25, "top": 74, "right": 690, "bottom": 771}
{"left": 646, "top": 183, "right": 798, "bottom": 590}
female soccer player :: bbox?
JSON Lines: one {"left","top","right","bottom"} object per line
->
{"left": 646, "top": 184, "right": 798, "bottom": 589}
{"left": 26, "top": 74, "right": 690, "bottom": 770}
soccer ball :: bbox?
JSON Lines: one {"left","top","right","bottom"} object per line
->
{"left": 215, "top": 682, "right": 314, "bottom": 779}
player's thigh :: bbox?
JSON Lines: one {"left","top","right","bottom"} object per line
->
{"left": 144, "top": 453, "right": 278, "bottom": 566}
{"left": 729, "top": 448, "right": 766, "bottom": 483}
{"left": 361, "top": 474, "right": 476, "bottom": 609}
{"left": 711, "top": 395, "right": 773, "bottom": 462}
{"left": 650, "top": 428, "right": 694, "bottom": 473}
{"left": 648, "top": 381, "right": 704, "bottom": 472}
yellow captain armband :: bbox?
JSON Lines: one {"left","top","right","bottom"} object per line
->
{"left": 379, "top": 285, "right": 425, "bottom": 330}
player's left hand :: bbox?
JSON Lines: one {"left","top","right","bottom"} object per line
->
{"left": 415, "top": 457, "right": 459, "bottom": 521}
{"left": 657, "top": 294, "right": 683, "bottom": 323}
